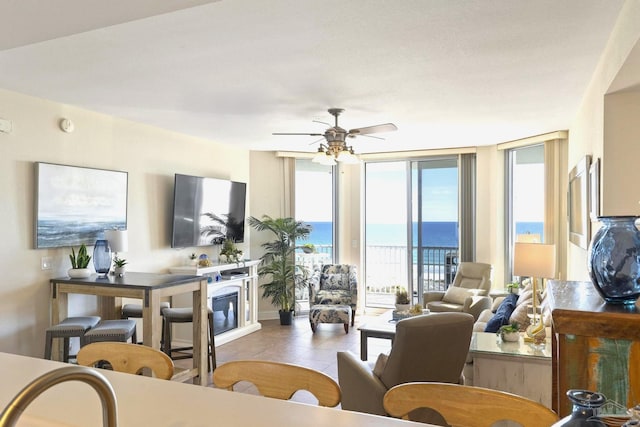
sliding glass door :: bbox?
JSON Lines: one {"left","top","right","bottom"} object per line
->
{"left": 364, "top": 158, "right": 461, "bottom": 308}
{"left": 412, "top": 159, "right": 459, "bottom": 299}
{"left": 364, "top": 161, "right": 409, "bottom": 307}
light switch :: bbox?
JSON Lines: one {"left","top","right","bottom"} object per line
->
{"left": 41, "top": 257, "right": 52, "bottom": 270}
{"left": 0, "top": 118, "right": 12, "bottom": 134}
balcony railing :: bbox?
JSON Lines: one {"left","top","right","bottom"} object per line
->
{"left": 296, "top": 244, "right": 458, "bottom": 308}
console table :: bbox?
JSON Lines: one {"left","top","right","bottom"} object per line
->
{"left": 169, "top": 260, "right": 261, "bottom": 345}
{"left": 468, "top": 332, "right": 552, "bottom": 408}
{"left": 547, "top": 280, "right": 640, "bottom": 416}
{"left": 50, "top": 272, "right": 209, "bottom": 384}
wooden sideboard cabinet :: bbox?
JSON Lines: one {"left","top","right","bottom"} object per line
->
{"left": 547, "top": 280, "right": 640, "bottom": 416}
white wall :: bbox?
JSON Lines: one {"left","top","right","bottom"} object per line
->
{"left": 248, "top": 151, "right": 288, "bottom": 319}
{"left": 603, "top": 89, "right": 640, "bottom": 216}
{"left": 567, "top": 0, "right": 640, "bottom": 280}
{"left": 0, "top": 88, "right": 250, "bottom": 357}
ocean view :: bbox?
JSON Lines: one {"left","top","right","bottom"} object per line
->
{"left": 302, "top": 221, "right": 544, "bottom": 247}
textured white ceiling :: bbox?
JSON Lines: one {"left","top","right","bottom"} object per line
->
{"left": 0, "top": 0, "right": 625, "bottom": 153}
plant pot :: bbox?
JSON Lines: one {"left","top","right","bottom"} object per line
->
{"left": 395, "top": 303, "right": 411, "bottom": 312}
{"left": 500, "top": 331, "right": 520, "bottom": 342}
{"left": 279, "top": 310, "right": 293, "bottom": 326}
{"left": 114, "top": 267, "right": 126, "bottom": 277}
{"left": 68, "top": 268, "right": 91, "bottom": 279}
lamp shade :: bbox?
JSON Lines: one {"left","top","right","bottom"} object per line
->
{"left": 104, "top": 229, "right": 128, "bottom": 253}
{"left": 513, "top": 242, "right": 556, "bottom": 279}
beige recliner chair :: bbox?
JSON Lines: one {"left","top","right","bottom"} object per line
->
{"left": 423, "top": 262, "right": 493, "bottom": 320}
{"left": 337, "top": 312, "right": 474, "bottom": 416}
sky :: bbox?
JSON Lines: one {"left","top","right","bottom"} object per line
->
{"left": 294, "top": 159, "right": 544, "bottom": 225}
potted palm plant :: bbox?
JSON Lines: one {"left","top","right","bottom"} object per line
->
{"left": 249, "top": 215, "right": 312, "bottom": 325}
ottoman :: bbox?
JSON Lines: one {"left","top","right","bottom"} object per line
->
{"left": 309, "top": 304, "right": 352, "bottom": 334}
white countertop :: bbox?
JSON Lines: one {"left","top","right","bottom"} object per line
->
{"left": 0, "top": 352, "right": 425, "bottom": 427}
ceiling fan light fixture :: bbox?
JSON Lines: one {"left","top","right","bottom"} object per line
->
{"left": 312, "top": 146, "right": 337, "bottom": 165}
{"left": 275, "top": 108, "right": 396, "bottom": 164}
{"left": 337, "top": 147, "right": 360, "bottom": 164}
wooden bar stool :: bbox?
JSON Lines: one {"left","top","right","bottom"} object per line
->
{"left": 161, "top": 306, "right": 216, "bottom": 371}
{"left": 44, "top": 316, "right": 101, "bottom": 362}
{"left": 121, "top": 301, "right": 170, "bottom": 344}
{"left": 81, "top": 319, "right": 137, "bottom": 346}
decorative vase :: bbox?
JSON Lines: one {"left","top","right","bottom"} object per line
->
{"left": 588, "top": 216, "right": 640, "bottom": 304}
{"left": 92, "top": 239, "right": 112, "bottom": 278}
{"left": 68, "top": 268, "right": 91, "bottom": 279}
{"left": 552, "top": 389, "right": 607, "bottom": 427}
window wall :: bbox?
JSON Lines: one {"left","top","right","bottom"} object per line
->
{"left": 505, "top": 144, "right": 546, "bottom": 281}
{"left": 294, "top": 159, "right": 335, "bottom": 308}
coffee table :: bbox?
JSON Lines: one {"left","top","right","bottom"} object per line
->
{"left": 357, "top": 310, "right": 397, "bottom": 361}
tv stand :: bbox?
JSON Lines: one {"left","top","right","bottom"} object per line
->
{"left": 169, "top": 260, "right": 261, "bottom": 345}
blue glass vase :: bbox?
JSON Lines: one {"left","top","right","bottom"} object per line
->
{"left": 93, "top": 239, "right": 112, "bottom": 277}
{"left": 587, "top": 216, "right": 640, "bottom": 304}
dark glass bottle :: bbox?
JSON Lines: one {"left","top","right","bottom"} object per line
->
{"left": 552, "top": 390, "right": 607, "bottom": 427}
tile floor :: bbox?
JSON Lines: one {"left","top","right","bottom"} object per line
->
{"left": 175, "top": 311, "right": 392, "bottom": 403}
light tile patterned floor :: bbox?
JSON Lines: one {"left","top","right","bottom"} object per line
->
{"left": 176, "top": 311, "right": 392, "bottom": 404}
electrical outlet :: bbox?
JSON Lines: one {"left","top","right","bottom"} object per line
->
{"left": 41, "top": 256, "right": 52, "bottom": 270}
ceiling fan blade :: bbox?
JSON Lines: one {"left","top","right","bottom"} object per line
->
{"left": 348, "top": 123, "right": 397, "bottom": 136}
{"left": 272, "top": 132, "right": 324, "bottom": 136}
{"left": 357, "top": 133, "right": 385, "bottom": 141}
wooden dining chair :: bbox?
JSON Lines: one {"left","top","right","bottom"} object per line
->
{"left": 212, "top": 360, "right": 341, "bottom": 407}
{"left": 383, "top": 382, "right": 558, "bottom": 426}
{"left": 77, "top": 341, "right": 175, "bottom": 380}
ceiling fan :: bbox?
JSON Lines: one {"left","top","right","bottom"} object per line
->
{"left": 273, "top": 108, "right": 397, "bottom": 165}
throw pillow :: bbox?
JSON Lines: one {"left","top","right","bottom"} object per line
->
{"left": 372, "top": 353, "right": 388, "bottom": 378}
{"left": 491, "top": 297, "right": 505, "bottom": 312}
{"left": 484, "top": 293, "right": 519, "bottom": 333}
{"left": 516, "top": 289, "right": 533, "bottom": 306}
{"left": 442, "top": 286, "right": 471, "bottom": 305}
{"left": 510, "top": 296, "right": 533, "bottom": 330}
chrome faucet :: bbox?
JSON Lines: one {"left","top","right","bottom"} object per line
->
{"left": 0, "top": 365, "right": 118, "bottom": 427}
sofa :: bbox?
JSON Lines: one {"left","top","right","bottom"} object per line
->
{"left": 473, "top": 279, "right": 541, "bottom": 333}
{"left": 464, "top": 280, "right": 551, "bottom": 385}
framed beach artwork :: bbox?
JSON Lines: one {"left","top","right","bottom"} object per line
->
{"left": 589, "top": 157, "right": 600, "bottom": 221}
{"left": 567, "top": 155, "right": 591, "bottom": 249}
{"left": 35, "top": 162, "right": 128, "bottom": 248}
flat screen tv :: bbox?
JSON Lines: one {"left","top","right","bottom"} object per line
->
{"left": 171, "top": 173, "right": 247, "bottom": 248}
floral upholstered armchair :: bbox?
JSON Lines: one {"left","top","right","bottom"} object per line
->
{"left": 309, "top": 264, "right": 358, "bottom": 326}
